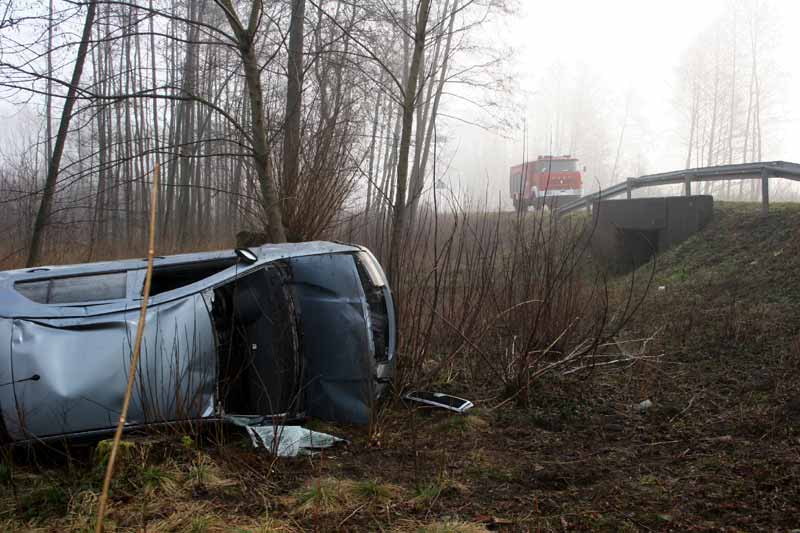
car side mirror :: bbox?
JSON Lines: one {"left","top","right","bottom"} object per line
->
{"left": 235, "top": 248, "right": 258, "bottom": 264}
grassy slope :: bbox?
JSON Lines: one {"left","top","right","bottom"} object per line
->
{"left": 602, "top": 202, "right": 800, "bottom": 529}
{"left": 629, "top": 201, "right": 800, "bottom": 356}
{"left": 2, "top": 203, "right": 799, "bottom": 532}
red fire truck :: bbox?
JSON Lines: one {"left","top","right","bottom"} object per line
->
{"left": 509, "top": 155, "right": 584, "bottom": 211}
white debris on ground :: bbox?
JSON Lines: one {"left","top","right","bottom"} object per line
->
{"left": 225, "top": 415, "right": 347, "bottom": 457}
{"left": 245, "top": 425, "right": 346, "bottom": 457}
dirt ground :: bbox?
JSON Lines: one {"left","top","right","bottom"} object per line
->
{"left": 2, "top": 203, "right": 799, "bottom": 532}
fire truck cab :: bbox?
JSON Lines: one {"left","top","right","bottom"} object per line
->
{"left": 509, "top": 155, "right": 584, "bottom": 211}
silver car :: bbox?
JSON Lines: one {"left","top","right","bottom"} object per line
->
{"left": 0, "top": 242, "right": 396, "bottom": 443}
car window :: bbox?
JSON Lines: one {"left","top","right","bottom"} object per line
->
{"left": 15, "top": 272, "right": 128, "bottom": 304}
{"left": 149, "top": 258, "right": 239, "bottom": 296}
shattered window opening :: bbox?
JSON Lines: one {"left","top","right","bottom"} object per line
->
{"left": 15, "top": 272, "right": 128, "bottom": 304}
{"left": 148, "top": 258, "right": 238, "bottom": 296}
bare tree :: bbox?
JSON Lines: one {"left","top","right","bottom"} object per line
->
{"left": 389, "top": 0, "right": 431, "bottom": 283}
{"left": 282, "top": 0, "right": 305, "bottom": 234}
{"left": 674, "top": 1, "right": 779, "bottom": 199}
{"left": 215, "top": 0, "right": 286, "bottom": 243}
{"left": 0, "top": 0, "right": 512, "bottom": 266}
{"left": 27, "top": 0, "right": 98, "bottom": 266}
{"left": 407, "top": 0, "right": 459, "bottom": 219}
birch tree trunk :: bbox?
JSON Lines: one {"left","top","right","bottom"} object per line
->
{"left": 685, "top": 82, "right": 698, "bottom": 170}
{"left": 725, "top": 13, "right": 737, "bottom": 198}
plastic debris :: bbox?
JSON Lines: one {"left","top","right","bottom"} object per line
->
{"left": 403, "top": 391, "right": 474, "bottom": 413}
{"left": 226, "top": 415, "right": 346, "bottom": 457}
{"left": 246, "top": 425, "right": 346, "bottom": 457}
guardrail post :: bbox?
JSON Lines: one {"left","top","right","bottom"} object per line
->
{"left": 761, "top": 168, "right": 769, "bottom": 216}
{"left": 585, "top": 199, "right": 592, "bottom": 215}
{"left": 626, "top": 178, "right": 633, "bottom": 199}
{"left": 684, "top": 175, "right": 692, "bottom": 196}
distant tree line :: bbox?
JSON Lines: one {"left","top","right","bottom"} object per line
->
{"left": 675, "top": 0, "right": 782, "bottom": 199}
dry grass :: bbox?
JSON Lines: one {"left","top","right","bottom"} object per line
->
{"left": 291, "top": 477, "right": 357, "bottom": 515}
{"left": 409, "top": 476, "right": 468, "bottom": 511}
{"left": 142, "top": 501, "right": 295, "bottom": 533}
{"left": 290, "top": 476, "right": 404, "bottom": 516}
{"left": 185, "top": 452, "right": 239, "bottom": 491}
{"left": 434, "top": 414, "right": 489, "bottom": 435}
{"left": 352, "top": 478, "right": 405, "bottom": 504}
{"left": 394, "top": 520, "right": 488, "bottom": 533}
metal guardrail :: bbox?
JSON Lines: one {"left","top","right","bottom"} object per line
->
{"left": 556, "top": 161, "right": 800, "bottom": 217}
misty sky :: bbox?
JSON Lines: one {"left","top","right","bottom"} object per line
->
{"left": 447, "top": 0, "right": 800, "bottom": 202}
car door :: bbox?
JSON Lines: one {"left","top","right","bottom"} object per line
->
{"left": 10, "top": 271, "right": 217, "bottom": 441}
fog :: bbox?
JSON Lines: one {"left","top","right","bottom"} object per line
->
{"left": 444, "top": 0, "right": 800, "bottom": 204}
{"left": 1, "top": 0, "right": 799, "bottom": 263}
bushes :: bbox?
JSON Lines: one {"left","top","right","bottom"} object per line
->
{"left": 341, "top": 197, "right": 643, "bottom": 403}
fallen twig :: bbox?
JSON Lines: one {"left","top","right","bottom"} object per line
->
{"left": 338, "top": 503, "right": 367, "bottom": 529}
{"left": 669, "top": 394, "right": 697, "bottom": 423}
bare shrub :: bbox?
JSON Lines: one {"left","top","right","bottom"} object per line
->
{"left": 341, "top": 194, "right": 646, "bottom": 404}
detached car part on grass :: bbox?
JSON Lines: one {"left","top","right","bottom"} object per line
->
{"left": 0, "top": 242, "right": 396, "bottom": 443}
{"left": 403, "top": 391, "right": 473, "bottom": 414}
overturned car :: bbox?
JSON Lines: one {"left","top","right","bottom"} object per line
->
{"left": 0, "top": 242, "right": 396, "bottom": 443}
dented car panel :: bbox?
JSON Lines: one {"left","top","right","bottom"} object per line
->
{"left": 291, "top": 253, "right": 376, "bottom": 425}
{"left": 7, "top": 295, "right": 217, "bottom": 440}
{"left": 0, "top": 242, "right": 396, "bottom": 443}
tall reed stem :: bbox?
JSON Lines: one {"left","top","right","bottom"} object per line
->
{"left": 95, "top": 164, "right": 160, "bottom": 533}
